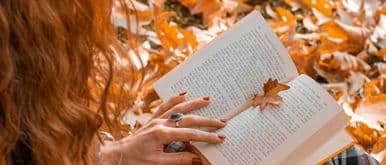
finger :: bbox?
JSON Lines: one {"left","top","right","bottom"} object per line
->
{"left": 160, "top": 96, "right": 211, "bottom": 118}
{"left": 164, "top": 115, "right": 226, "bottom": 128}
{"left": 153, "top": 93, "right": 187, "bottom": 118}
{"left": 163, "top": 128, "right": 225, "bottom": 144}
{"left": 159, "top": 152, "right": 201, "bottom": 165}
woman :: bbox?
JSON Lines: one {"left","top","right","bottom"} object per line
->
{"left": 0, "top": 0, "right": 226, "bottom": 164}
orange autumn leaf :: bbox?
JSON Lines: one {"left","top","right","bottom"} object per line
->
{"left": 280, "top": 26, "right": 319, "bottom": 77}
{"left": 346, "top": 123, "right": 381, "bottom": 151}
{"left": 355, "top": 77, "right": 386, "bottom": 125}
{"left": 228, "top": 0, "right": 253, "bottom": 14}
{"left": 191, "top": 0, "right": 222, "bottom": 26}
{"left": 372, "top": 136, "right": 386, "bottom": 154}
{"left": 178, "top": 0, "right": 196, "bottom": 9}
{"left": 154, "top": 11, "right": 197, "bottom": 53}
{"left": 252, "top": 78, "right": 290, "bottom": 110}
{"left": 374, "top": 6, "right": 386, "bottom": 20}
{"left": 290, "top": 52, "right": 319, "bottom": 77}
{"left": 300, "top": 0, "right": 335, "bottom": 16}
{"left": 276, "top": 7, "right": 297, "bottom": 24}
{"left": 355, "top": 98, "right": 386, "bottom": 128}
{"left": 315, "top": 52, "right": 371, "bottom": 82}
{"left": 365, "top": 76, "right": 386, "bottom": 98}
{"left": 283, "top": 0, "right": 302, "bottom": 10}
{"left": 318, "top": 21, "right": 371, "bottom": 54}
{"left": 320, "top": 21, "right": 349, "bottom": 41}
{"left": 179, "top": 28, "right": 198, "bottom": 54}
{"left": 367, "top": 94, "right": 386, "bottom": 104}
{"left": 333, "top": 21, "right": 371, "bottom": 51}
{"left": 317, "top": 52, "right": 370, "bottom": 72}
{"left": 154, "top": 12, "right": 181, "bottom": 49}
{"left": 375, "top": 47, "right": 386, "bottom": 61}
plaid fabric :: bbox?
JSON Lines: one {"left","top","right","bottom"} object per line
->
{"left": 326, "top": 146, "right": 380, "bottom": 165}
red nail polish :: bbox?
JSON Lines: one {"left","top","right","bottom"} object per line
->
{"left": 179, "top": 91, "right": 187, "bottom": 96}
{"left": 202, "top": 96, "right": 210, "bottom": 101}
{"left": 220, "top": 119, "right": 227, "bottom": 123}
{"left": 192, "top": 157, "right": 202, "bottom": 165}
{"left": 218, "top": 134, "right": 226, "bottom": 141}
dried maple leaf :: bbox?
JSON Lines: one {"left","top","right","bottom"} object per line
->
{"left": 154, "top": 12, "right": 180, "bottom": 49}
{"left": 276, "top": 7, "right": 297, "bottom": 25}
{"left": 191, "top": 0, "right": 222, "bottom": 26}
{"left": 354, "top": 75, "right": 386, "bottom": 125}
{"left": 222, "top": 0, "right": 253, "bottom": 15}
{"left": 355, "top": 99, "right": 386, "bottom": 127}
{"left": 284, "top": 0, "right": 302, "bottom": 10}
{"left": 178, "top": 0, "right": 197, "bottom": 9}
{"left": 346, "top": 122, "right": 382, "bottom": 151}
{"left": 301, "top": 0, "right": 335, "bottom": 16}
{"left": 280, "top": 26, "right": 319, "bottom": 77}
{"left": 154, "top": 11, "right": 197, "bottom": 54}
{"left": 315, "top": 51, "right": 371, "bottom": 83}
{"left": 314, "top": 12, "right": 371, "bottom": 54}
{"left": 372, "top": 135, "right": 386, "bottom": 154}
{"left": 252, "top": 78, "right": 290, "bottom": 111}
{"left": 364, "top": 76, "right": 386, "bottom": 98}
{"left": 375, "top": 47, "right": 386, "bottom": 61}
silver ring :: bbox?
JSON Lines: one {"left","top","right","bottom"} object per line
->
{"left": 168, "top": 113, "right": 184, "bottom": 127}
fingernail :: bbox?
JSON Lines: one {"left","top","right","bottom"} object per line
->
{"left": 218, "top": 134, "right": 226, "bottom": 141}
{"left": 220, "top": 119, "right": 227, "bottom": 123}
{"left": 179, "top": 91, "right": 187, "bottom": 96}
{"left": 202, "top": 96, "right": 210, "bottom": 101}
{"left": 192, "top": 157, "right": 202, "bottom": 165}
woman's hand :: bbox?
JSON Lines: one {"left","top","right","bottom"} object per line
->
{"left": 100, "top": 93, "right": 226, "bottom": 165}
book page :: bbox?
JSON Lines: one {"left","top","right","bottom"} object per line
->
{"left": 153, "top": 11, "right": 298, "bottom": 120}
{"left": 281, "top": 110, "right": 354, "bottom": 165}
{"left": 194, "top": 75, "right": 348, "bottom": 165}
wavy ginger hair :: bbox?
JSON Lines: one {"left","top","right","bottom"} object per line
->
{"left": 0, "top": 0, "right": 135, "bottom": 164}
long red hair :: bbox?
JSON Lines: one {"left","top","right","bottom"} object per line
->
{"left": 0, "top": 0, "right": 134, "bottom": 164}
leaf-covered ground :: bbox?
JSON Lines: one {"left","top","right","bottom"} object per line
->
{"left": 110, "top": 0, "right": 386, "bottom": 162}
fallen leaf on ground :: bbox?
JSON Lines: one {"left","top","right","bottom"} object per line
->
{"left": 301, "top": 0, "right": 335, "bottom": 16}
{"left": 191, "top": 0, "right": 222, "bottom": 26}
{"left": 315, "top": 51, "right": 371, "bottom": 82}
{"left": 252, "top": 78, "right": 290, "bottom": 111}
{"left": 346, "top": 122, "right": 381, "bottom": 151}
{"left": 177, "top": 0, "right": 196, "bottom": 9}
{"left": 372, "top": 136, "right": 386, "bottom": 154}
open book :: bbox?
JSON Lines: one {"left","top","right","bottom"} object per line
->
{"left": 153, "top": 11, "right": 355, "bottom": 165}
